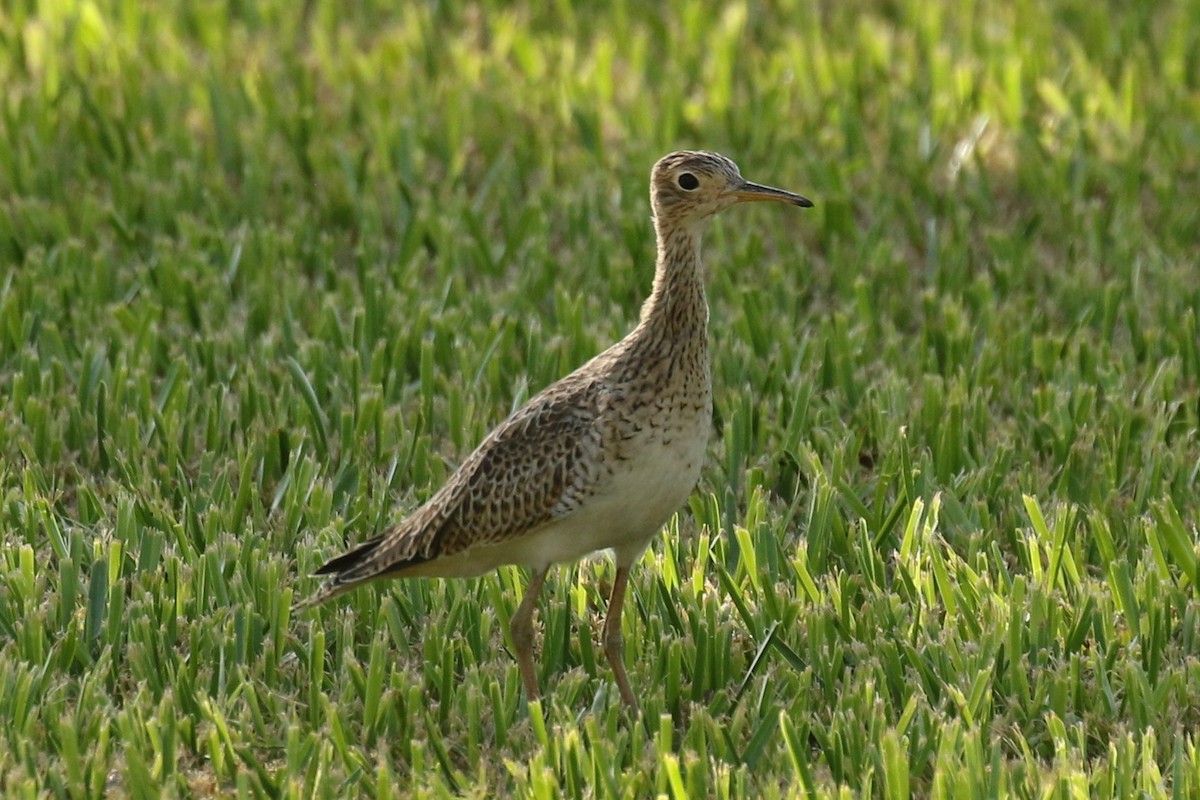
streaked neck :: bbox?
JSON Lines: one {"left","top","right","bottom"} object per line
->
{"left": 639, "top": 221, "right": 708, "bottom": 336}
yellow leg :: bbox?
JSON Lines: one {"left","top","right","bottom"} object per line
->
{"left": 510, "top": 567, "right": 548, "bottom": 702}
{"left": 602, "top": 565, "right": 640, "bottom": 710}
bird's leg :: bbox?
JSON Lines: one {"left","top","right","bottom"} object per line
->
{"left": 510, "top": 567, "right": 548, "bottom": 703}
{"left": 603, "top": 565, "right": 639, "bottom": 711}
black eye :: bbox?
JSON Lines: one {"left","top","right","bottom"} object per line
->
{"left": 677, "top": 172, "right": 699, "bottom": 190}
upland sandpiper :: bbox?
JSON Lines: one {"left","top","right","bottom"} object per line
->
{"left": 299, "top": 151, "right": 811, "bottom": 709}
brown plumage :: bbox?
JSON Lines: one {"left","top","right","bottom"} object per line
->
{"left": 298, "top": 151, "right": 812, "bottom": 709}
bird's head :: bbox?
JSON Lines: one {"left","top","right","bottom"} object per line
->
{"left": 649, "top": 150, "right": 812, "bottom": 229}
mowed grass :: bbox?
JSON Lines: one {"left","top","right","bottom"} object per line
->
{"left": 2, "top": 0, "right": 1199, "bottom": 796}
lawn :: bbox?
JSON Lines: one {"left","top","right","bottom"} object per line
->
{"left": 1, "top": 0, "right": 1199, "bottom": 797}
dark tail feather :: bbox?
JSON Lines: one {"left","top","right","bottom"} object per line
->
{"left": 313, "top": 534, "right": 386, "bottom": 576}
{"left": 294, "top": 534, "right": 432, "bottom": 612}
{"left": 291, "top": 535, "right": 386, "bottom": 612}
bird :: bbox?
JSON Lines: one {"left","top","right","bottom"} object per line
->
{"left": 297, "top": 151, "right": 812, "bottom": 710}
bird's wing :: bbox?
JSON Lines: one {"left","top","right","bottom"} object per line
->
{"left": 301, "top": 374, "right": 612, "bottom": 601}
{"left": 415, "top": 374, "right": 610, "bottom": 556}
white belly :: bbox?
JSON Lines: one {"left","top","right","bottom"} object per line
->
{"left": 408, "top": 412, "right": 709, "bottom": 577}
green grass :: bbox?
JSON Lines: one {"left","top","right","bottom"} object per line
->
{"left": 2, "top": 0, "right": 1199, "bottom": 796}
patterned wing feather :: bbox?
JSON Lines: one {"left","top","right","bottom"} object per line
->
{"left": 299, "top": 374, "right": 608, "bottom": 605}
{"left": 432, "top": 382, "right": 606, "bottom": 553}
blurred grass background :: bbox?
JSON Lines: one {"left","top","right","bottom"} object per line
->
{"left": 1, "top": 0, "right": 1198, "bottom": 797}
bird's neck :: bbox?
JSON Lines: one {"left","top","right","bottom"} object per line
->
{"left": 638, "top": 222, "right": 709, "bottom": 338}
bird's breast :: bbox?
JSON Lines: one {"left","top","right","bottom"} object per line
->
{"left": 593, "top": 360, "right": 713, "bottom": 538}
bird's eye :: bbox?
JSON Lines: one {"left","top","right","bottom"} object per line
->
{"left": 677, "top": 173, "right": 699, "bottom": 191}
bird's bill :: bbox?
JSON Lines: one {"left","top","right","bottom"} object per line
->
{"left": 731, "top": 181, "right": 814, "bottom": 208}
